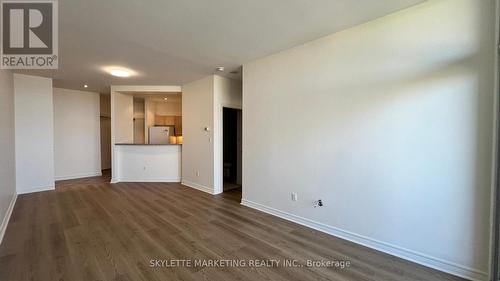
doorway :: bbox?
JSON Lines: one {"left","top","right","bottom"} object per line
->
{"left": 99, "top": 94, "right": 111, "bottom": 175}
{"left": 222, "top": 107, "right": 242, "bottom": 201}
{"left": 133, "top": 98, "right": 145, "bottom": 144}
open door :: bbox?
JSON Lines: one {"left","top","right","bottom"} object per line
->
{"left": 222, "top": 107, "right": 242, "bottom": 202}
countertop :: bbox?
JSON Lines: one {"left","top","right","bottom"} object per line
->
{"left": 115, "top": 143, "right": 182, "bottom": 146}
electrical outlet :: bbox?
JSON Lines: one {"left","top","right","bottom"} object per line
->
{"left": 313, "top": 199, "right": 324, "bottom": 208}
{"left": 196, "top": 171, "right": 200, "bottom": 177}
{"left": 291, "top": 193, "right": 298, "bottom": 201}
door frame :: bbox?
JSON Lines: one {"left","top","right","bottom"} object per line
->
{"left": 216, "top": 104, "right": 242, "bottom": 194}
{"left": 492, "top": 1, "right": 500, "bottom": 279}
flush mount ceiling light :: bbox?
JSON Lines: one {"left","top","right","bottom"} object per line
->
{"left": 216, "top": 66, "right": 224, "bottom": 72}
{"left": 102, "top": 66, "right": 137, "bottom": 78}
{"left": 110, "top": 69, "right": 131, "bottom": 77}
{"left": 164, "top": 98, "right": 168, "bottom": 101}
{"left": 84, "top": 84, "right": 88, "bottom": 88}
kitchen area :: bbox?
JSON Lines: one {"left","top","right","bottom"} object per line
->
{"left": 133, "top": 93, "right": 183, "bottom": 145}
{"left": 111, "top": 86, "right": 183, "bottom": 183}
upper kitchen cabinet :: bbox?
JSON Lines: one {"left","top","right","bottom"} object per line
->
{"left": 154, "top": 115, "right": 176, "bottom": 126}
{"left": 174, "top": 116, "right": 182, "bottom": 136}
{"left": 145, "top": 93, "right": 183, "bottom": 140}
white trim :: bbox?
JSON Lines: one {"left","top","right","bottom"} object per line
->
{"left": 241, "top": 199, "right": 488, "bottom": 281}
{"left": 221, "top": 103, "right": 242, "bottom": 110}
{"left": 111, "top": 85, "right": 182, "bottom": 93}
{"left": 181, "top": 180, "right": 218, "bottom": 195}
{"left": 0, "top": 193, "right": 17, "bottom": 245}
{"left": 17, "top": 186, "right": 55, "bottom": 195}
{"left": 489, "top": 1, "right": 500, "bottom": 279}
{"left": 114, "top": 177, "right": 180, "bottom": 183}
{"left": 55, "top": 171, "right": 102, "bottom": 181}
{"left": 110, "top": 90, "right": 116, "bottom": 185}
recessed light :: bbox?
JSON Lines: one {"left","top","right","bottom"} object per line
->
{"left": 216, "top": 66, "right": 224, "bottom": 72}
{"left": 84, "top": 84, "right": 88, "bottom": 88}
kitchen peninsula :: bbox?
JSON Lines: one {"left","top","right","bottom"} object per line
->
{"left": 114, "top": 143, "right": 181, "bottom": 182}
{"left": 111, "top": 86, "right": 183, "bottom": 183}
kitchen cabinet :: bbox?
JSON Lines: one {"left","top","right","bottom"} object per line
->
{"left": 154, "top": 115, "right": 182, "bottom": 136}
{"left": 164, "top": 116, "right": 175, "bottom": 126}
{"left": 155, "top": 115, "right": 175, "bottom": 126}
{"left": 174, "top": 116, "right": 182, "bottom": 135}
{"left": 155, "top": 115, "right": 165, "bottom": 126}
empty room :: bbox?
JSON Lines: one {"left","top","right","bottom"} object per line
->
{"left": 0, "top": 0, "right": 499, "bottom": 281}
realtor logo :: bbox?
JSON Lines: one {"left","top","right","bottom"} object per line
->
{"left": 1, "top": 0, "right": 58, "bottom": 69}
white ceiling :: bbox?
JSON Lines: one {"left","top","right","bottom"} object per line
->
{"left": 16, "top": 0, "right": 424, "bottom": 93}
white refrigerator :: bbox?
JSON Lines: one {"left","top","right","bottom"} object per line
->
{"left": 149, "top": 126, "right": 172, "bottom": 144}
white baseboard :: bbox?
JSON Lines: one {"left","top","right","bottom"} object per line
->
{"left": 0, "top": 193, "right": 17, "bottom": 245}
{"left": 114, "top": 177, "right": 181, "bottom": 183}
{"left": 181, "top": 180, "right": 216, "bottom": 195}
{"left": 241, "top": 199, "right": 488, "bottom": 281}
{"left": 17, "top": 186, "right": 55, "bottom": 195}
{"left": 55, "top": 171, "right": 102, "bottom": 181}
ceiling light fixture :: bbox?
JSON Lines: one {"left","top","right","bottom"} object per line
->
{"left": 164, "top": 98, "right": 168, "bottom": 101}
{"left": 110, "top": 69, "right": 131, "bottom": 77}
{"left": 216, "top": 66, "right": 224, "bottom": 72}
{"left": 102, "top": 66, "right": 137, "bottom": 78}
{"left": 84, "top": 84, "right": 88, "bottom": 88}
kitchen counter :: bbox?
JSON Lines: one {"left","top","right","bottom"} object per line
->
{"left": 115, "top": 143, "right": 182, "bottom": 146}
{"left": 112, "top": 144, "right": 181, "bottom": 183}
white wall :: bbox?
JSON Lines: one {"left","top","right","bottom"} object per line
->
{"left": 182, "top": 76, "right": 215, "bottom": 193}
{"left": 111, "top": 91, "right": 133, "bottom": 182}
{"left": 181, "top": 75, "right": 242, "bottom": 194}
{"left": 0, "top": 70, "right": 17, "bottom": 243}
{"left": 14, "top": 74, "right": 54, "bottom": 194}
{"left": 242, "top": 0, "right": 495, "bottom": 280}
{"left": 54, "top": 88, "right": 101, "bottom": 180}
{"left": 113, "top": 92, "right": 134, "bottom": 143}
{"left": 213, "top": 75, "right": 242, "bottom": 193}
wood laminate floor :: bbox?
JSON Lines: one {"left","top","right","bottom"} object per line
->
{"left": 0, "top": 174, "right": 466, "bottom": 281}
